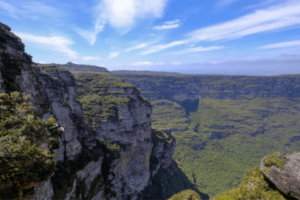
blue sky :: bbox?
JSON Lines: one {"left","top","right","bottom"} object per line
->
{"left": 1, "top": 0, "right": 300, "bottom": 75}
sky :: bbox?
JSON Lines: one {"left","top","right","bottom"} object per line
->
{"left": 1, "top": 0, "right": 300, "bottom": 75}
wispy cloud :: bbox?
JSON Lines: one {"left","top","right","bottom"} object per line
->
{"left": 0, "top": 1, "right": 64, "bottom": 20}
{"left": 107, "top": 52, "right": 120, "bottom": 59}
{"left": 125, "top": 40, "right": 158, "bottom": 52}
{"left": 77, "top": 24, "right": 105, "bottom": 45}
{"left": 153, "top": 19, "right": 181, "bottom": 30}
{"left": 0, "top": 1, "right": 18, "bottom": 18}
{"left": 16, "top": 33, "right": 77, "bottom": 58}
{"left": 82, "top": 56, "right": 101, "bottom": 61}
{"left": 126, "top": 43, "right": 148, "bottom": 52}
{"left": 259, "top": 40, "right": 300, "bottom": 49}
{"left": 168, "top": 46, "right": 224, "bottom": 55}
{"left": 132, "top": 61, "right": 165, "bottom": 66}
{"left": 140, "top": 40, "right": 187, "bottom": 55}
{"left": 79, "top": 0, "right": 169, "bottom": 44}
{"left": 132, "top": 61, "right": 154, "bottom": 66}
{"left": 188, "top": 1, "right": 300, "bottom": 42}
{"left": 216, "top": 0, "right": 238, "bottom": 7}
{"left": 142, "top": 1, "right": 300, "bottom": 55}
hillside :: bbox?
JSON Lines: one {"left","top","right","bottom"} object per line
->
{"left": 38, "top": 62, "right": 110, "bottom": 74}
{"left": 111, "top": 73, "right": 300, "bottom": 196}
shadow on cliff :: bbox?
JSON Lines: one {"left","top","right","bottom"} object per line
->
{"left": 139, "top": 160, "right": 209, "bottom": 200}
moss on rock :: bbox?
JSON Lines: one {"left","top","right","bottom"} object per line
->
{"left": 212, "top": 167, "right": 285, "bottom": 200}
{"left": 168, "top": 189, "right": 201, "bottom": 200}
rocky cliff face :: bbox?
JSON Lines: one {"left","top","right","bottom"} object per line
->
{"left": 0, "top": 22, "right": 192, "bottom": 200}
{"left": 260, "top": 152, "right": 300, "bottom": 200}
{"left": 112, "top": 74, "right": 300, "bottom": 107}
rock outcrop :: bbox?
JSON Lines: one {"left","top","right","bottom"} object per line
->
{"left": 50, "top": 62, "right": 109, "bottom": 74}
{"left": 0, "top": 22, "right": 198, "bottom": 200}
{"left": 0, "top": 22, "right": 104, "bottom": 199}
{"left": 260, "top": 152, "right": 300, "bottom": 200}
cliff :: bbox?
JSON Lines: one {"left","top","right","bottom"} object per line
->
{"left": 111, "top": 73, "right": 300, "bottom": 106}
{"left": 59, "top": 62, "right": 109, "bottom": 74}
{"left": 110, "top": 73, "right": 300, "bottom": 196}
{"left": 0, "top": 22, "right": 198, "bottom": 200}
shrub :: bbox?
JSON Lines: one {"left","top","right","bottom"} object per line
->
{"left": 168, "top": 189, "right": 201, "bottom": 200}
{"left": 0, "top": 92, "right": 58, "bottom": 198}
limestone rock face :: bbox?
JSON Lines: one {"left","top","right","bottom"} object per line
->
{"left": 0, "top": 22, "right": 190, "bottom": 200}
{"left": 149, "top": 129, "right": 176, "bottom": 176}
{"left": 89, "top": 85, "right": 153, "bottom": 199}
{"left": 0, "top": 22, "right": 103, "bottom": 199}
{"left": 260, "top": 152, "right": 300, "bottom": 200}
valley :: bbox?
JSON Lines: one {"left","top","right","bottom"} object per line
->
{"left": 111, "top": 73, "right": 300, "bottom": 196}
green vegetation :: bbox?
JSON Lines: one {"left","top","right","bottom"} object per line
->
{"left": 263, "top": 152, "right": 286, "bottom": 173}
{"left": 99, "top": 138, "right": 121, "bottom": 152}
{"left": 150, "top": 97, "right": 300, "bottom": 196}
{"left": 212, "top": 167, "right": 285, "bottom": 200}
{"left": 75, "top": 73, "right": 134, "bottom": 129}
{"left": 0, "top": 92, "right": 59, "bottom": 199}
{"left": 168, "top": 189, "right": 201, "bottom": 200}
{"left": 37, "top": 64, "right": 68, "bottom": 72}
{"left": 151, "top": 99, "right": 189, "bottom": 131}
{"left": 0, "top": 25, "right": 22, "bottom": 42}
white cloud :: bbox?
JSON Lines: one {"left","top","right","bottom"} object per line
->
{"left": 107, "top": 52, "right": 120, "bottom": 59}
{"left": 153, "top": 19, "right": 181, "bottom": 30}
{"left": 77, "top": 24, "right": 105, "bottom": 45}
{"left": 132, "top": 61, "right": 165, "bottom": 66}
{"left": 140, "top": 40, "right": 187, "bottom": 55}
{"left": 99, "top": 0, "right": 169, "bottom": 30}
{"left": 0, "top": 1, "right": 64, "bottom": 20}
{"left": 171, "top": 62, "right": 182, "bottom": 65}
{"left": 82, "top": 57, "right": 101, "bottom": 61}
{"left": 16, "top": 33, "right": 77, "bottom": 58}
{"left": 132, "top": 61, "right": 154, "bottom": 66}
{"left": 188, "top": 1, "right": 300, "bottom": 42}
{"left": 216, "top": 0, "right": 238, "bottom": 7}
{"left": 79, "top": 0, "right": 169, "bottom": 44}
{"left": 126, "top": 43, "right": 148, "bottom": 52}
{"left": 126, "top": 40, "right": 157, "bottom": 52}
{"left": 259, "top": 40, "right": 300, "bottom": 49}
{"left": 141, "top": 1, "right": 300, "bottom": 55}
{"left": 168, "top": 46, "right": 224, "bottom": 55}
{"left": 0, "top": 1, "right": 18, "bottom": 18}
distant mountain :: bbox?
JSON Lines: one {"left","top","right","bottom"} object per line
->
{"left": 111, "top": 70, "right": 182, "bottom": 75}
{"left": 37, "top": 62, "right": 110, "bottom": 74}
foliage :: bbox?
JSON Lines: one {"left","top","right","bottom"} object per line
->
{"left": 75, "top": 73, "right": 133, "bottom": 129}
{"left": 0, "top": 92, "right": 58, "bottom": 198}
{"left": 168, "top": 189, "right": 202, "bottom": 200}
{"left": 170, "top": 97, "right": 300, "bottom": 196}
{"left": 151, "top": 99, "right": 189, "bottom": 131}
{"left": 99, "top": 138, "right": 121, "bottom": 152}
{"left": 37, "top": 64, "right": 68, "bottom": 72}
{"left": 212, "top": 167, "right": 285, "bottom": 200}
{"left": 263, "top": 152, "right": 286, "bottom": 172}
